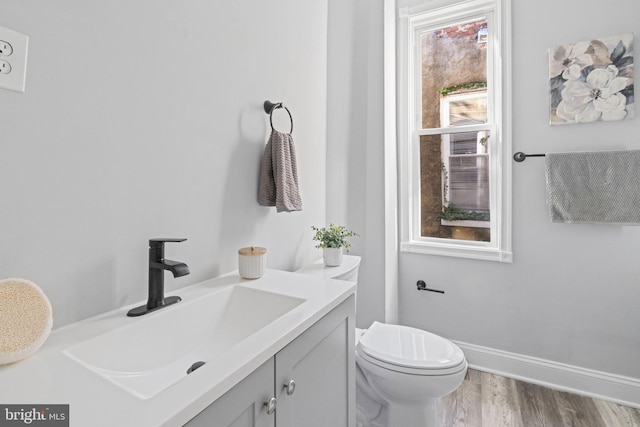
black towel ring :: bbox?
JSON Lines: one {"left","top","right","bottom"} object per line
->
{"left": 264, "top": 100, "right": 293, "bottom": 134}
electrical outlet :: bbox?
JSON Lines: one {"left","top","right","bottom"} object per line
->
{"left": 0, "top": 40, "right": 13, "bottom": 56}
{"left": 0, "top": 26, "right": 28, "bottom": 92}
{"left": 0, "top": 60, "right": 11, "bottom": 74}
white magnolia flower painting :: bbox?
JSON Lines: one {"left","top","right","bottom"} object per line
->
{"left": 549, "top": 33, "right": 634, "bottom": 125}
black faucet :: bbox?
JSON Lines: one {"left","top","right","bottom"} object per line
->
{"left": 127, "top": 238, "right": 190, "bottom": 317}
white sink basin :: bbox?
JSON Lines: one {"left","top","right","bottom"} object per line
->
{"left": 64, "top": 285, "right": 304, "bottom": 399}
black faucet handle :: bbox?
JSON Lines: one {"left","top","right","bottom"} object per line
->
{"left": 149, "top": 238, "right": 187, "bottom": 245}
{"left": 149, "top": 238, "right": 187, "bottom": 261}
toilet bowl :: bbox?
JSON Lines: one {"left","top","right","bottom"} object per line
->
{"left": 296, "top": 255, "right": 467, "bottom": 427}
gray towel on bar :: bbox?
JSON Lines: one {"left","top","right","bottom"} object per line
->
{"left": 545, "top": 150, "right": 640, "bottom": 225}
{"left": 258, "top": 129, "right": 302, "bottom": 212}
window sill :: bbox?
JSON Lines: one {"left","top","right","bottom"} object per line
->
{"left": 400, "top": 240, "right": 513, "bottom": 263}
{"left": 440, "top": 219, "right": 490, "bottom": 229}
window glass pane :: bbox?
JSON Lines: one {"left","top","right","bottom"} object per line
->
{"left": 419, "top": 130, "right": 490, "bottom": 242}
{"left": 417, "top": 16, "right": 490, "bottom": 243}
{"left": 420, "top": 18, "right": 488, "bottom": 129}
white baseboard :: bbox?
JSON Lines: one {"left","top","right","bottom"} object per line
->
{"left": 454, "top": 340, "right": 640, "bottom": 409}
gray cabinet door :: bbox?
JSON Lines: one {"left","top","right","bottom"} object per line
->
{"left": 185, "top": 358, "right": 275, "bottom": 427}
{"left": 274, "top": 296, "right": 356, "bottom": 427}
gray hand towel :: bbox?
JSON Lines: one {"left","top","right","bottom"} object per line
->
{"left": 258, "top": 130, "right": 302, "bottom": 212}
{"left": 545, "top": 150, "right": 640, "bottom": 224}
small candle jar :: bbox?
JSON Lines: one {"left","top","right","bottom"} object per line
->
{"left": 238, "top": 246, "right": 267, "bottom": 279}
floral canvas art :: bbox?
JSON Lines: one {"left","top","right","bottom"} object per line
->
{"left": 549, "top": 33, "right": 634, "bottom": 125}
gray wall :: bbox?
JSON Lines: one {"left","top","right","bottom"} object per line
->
{"left": 1, "top": 0, "right": 328, "bottom": 328}
{"left": 326, "top": 0, "right": 387, "bottom": 329}
{"left": 395, "top": 0, "right": 640, "bottom": 379}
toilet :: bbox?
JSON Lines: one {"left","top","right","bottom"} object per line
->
{"left": 296, "top": 255, "right": 467, "bottom": 427}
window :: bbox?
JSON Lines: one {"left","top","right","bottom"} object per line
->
{"left": 398, "top": 0, "right": 512, "bottom": 262}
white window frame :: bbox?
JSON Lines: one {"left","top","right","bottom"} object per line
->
{"left": 398, "top": 0, "right": 512, "bottom": 263}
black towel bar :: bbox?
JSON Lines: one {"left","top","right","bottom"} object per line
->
{"left": 513, "top": 152, "right": 545, "bottom": 162}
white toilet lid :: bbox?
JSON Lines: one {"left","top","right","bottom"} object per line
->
{"left": 358, "top": 322, "right": 465, "bottom": 371}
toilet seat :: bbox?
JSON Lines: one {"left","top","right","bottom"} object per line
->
{"left": 357, "top": 322, "right": 466, "bottom": 376}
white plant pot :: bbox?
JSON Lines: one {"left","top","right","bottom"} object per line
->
{"left": 323, "top": 247, "right": 343, "bottom": 267}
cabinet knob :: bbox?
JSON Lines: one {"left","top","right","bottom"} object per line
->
{"left": 264, "top": 397, "right": 276, "bottom": 415}
{"left": 283, "top": 379, "right": 296, "bottom": 396}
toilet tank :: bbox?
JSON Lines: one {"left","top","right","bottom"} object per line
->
{"left": 295, "top": 255, "right": 361, "bottom": 283}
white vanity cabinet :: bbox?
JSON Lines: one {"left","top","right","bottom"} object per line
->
{"left": 185, "top": 358, "right": 275, "bottom": 427}
{"left": 185, "top": 295, "right": 355, "bottom": 427}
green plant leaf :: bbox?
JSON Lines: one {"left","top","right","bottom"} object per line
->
{"left": 311, "top": 224, "right": 359, "bottom": 250}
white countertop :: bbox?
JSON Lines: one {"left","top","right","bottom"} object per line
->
{"left": 0, "top": 269, "right": 356, "bottom": 426}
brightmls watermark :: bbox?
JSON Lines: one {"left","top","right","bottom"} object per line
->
{"left": 0, "top": 405, "right": 68, "bottom": 426}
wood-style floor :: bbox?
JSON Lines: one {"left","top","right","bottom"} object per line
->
{"left": 441, "top": 369, "right": 640, "bottom": 427}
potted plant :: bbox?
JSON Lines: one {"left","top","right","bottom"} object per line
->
{"left": 311, "top": 224, "right": 358, "bottom": 266}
